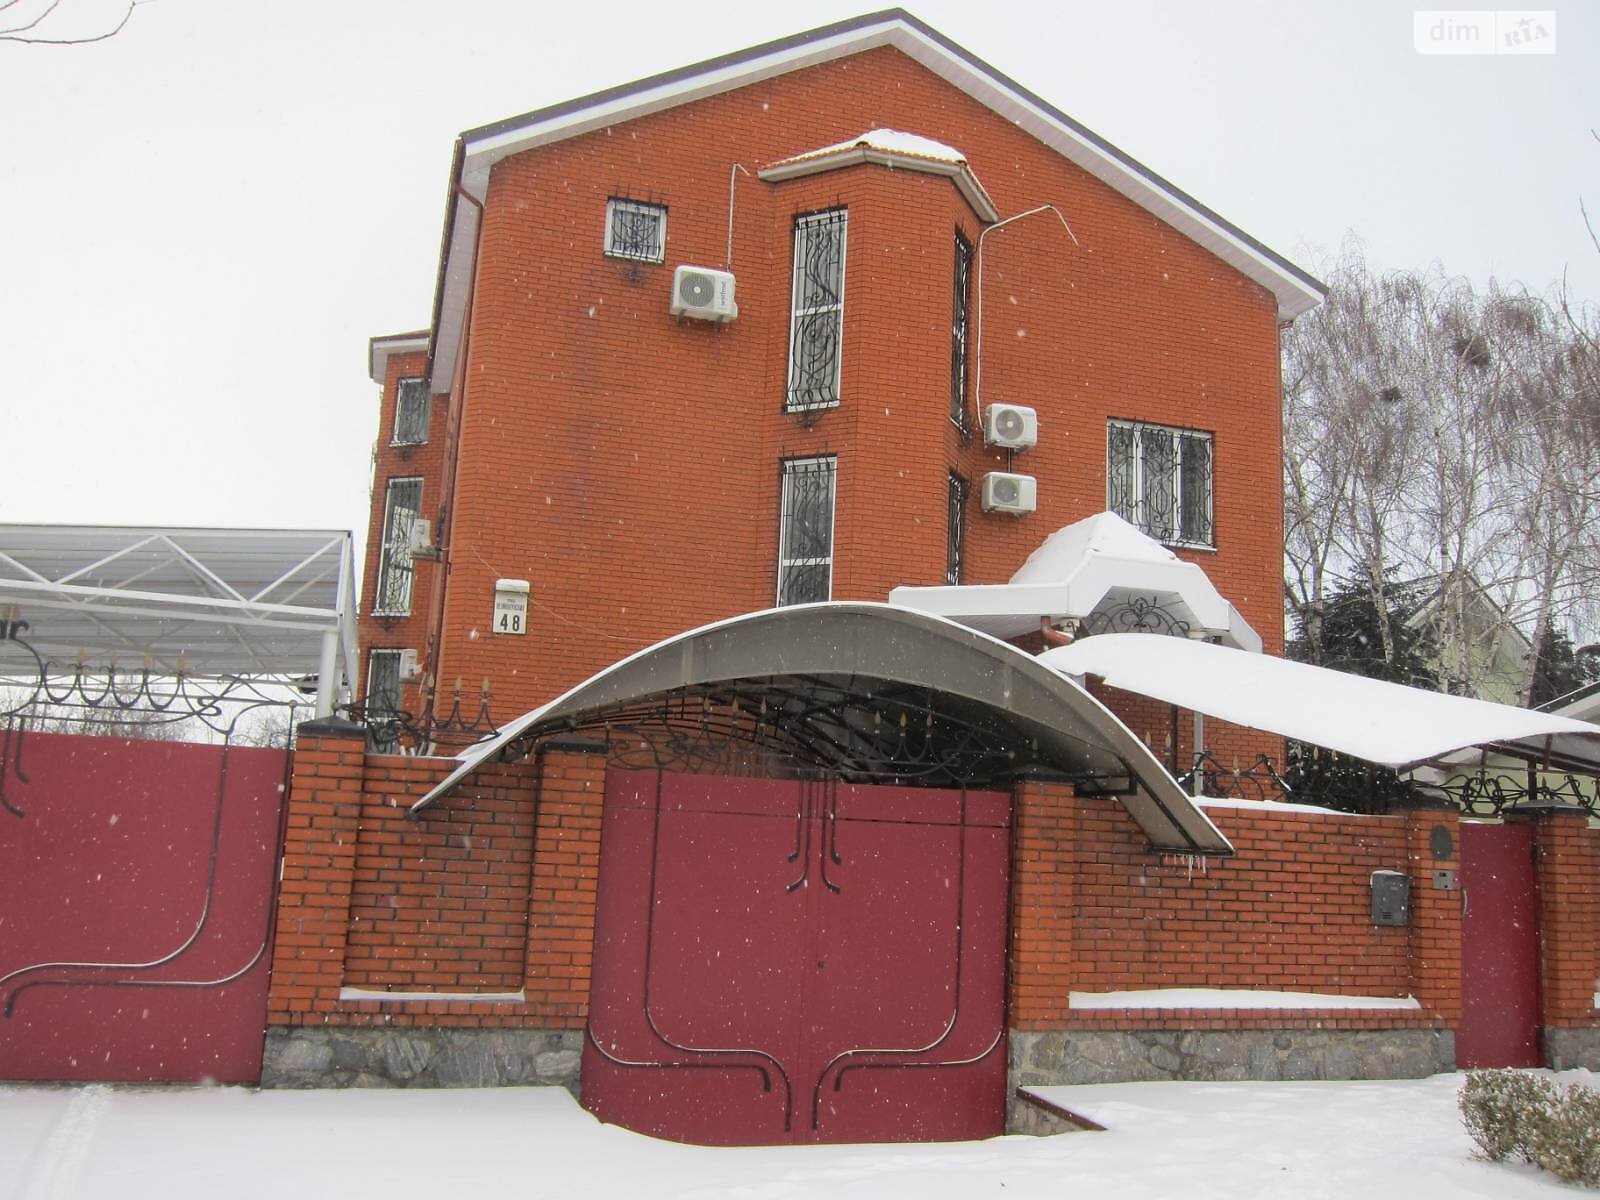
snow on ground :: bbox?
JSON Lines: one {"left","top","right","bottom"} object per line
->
{"left": 1, "top": 1071, "right": 1593, "bottom": 1200}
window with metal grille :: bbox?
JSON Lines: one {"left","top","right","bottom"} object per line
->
{"left": 946, "top": 471, "right": 967, "bottom": 584}
{"left": 1107, "top": 420, "right": 1214, "bottom": 547}
{"left": 776, "top": 456, "right": 837, "bottom": 605}
{"left": 603, "top": 198, "right": 666, "bottom": 263}
{"left": 786, "top": 209, "right": 847, "bottom": 411}
{"left": 392, "top": 377, "right": 430, "bottom": 446}
{"left": 366, "top": 648, "right": 403, "bottom": 754}
{"left": 950, "top": 230, "right": 972, "bottom": 428}
{"left": 374, "top": 477, "right": 423, "bottom": 615}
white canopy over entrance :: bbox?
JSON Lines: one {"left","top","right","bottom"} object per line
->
{"left": 0, "top": 525, "right": 358, "bottom": 716}
{"left": 1045, "top": 633, "right": 1600, "bottom": 775}
{"left": 889, "top": 512, "right": 1262, "bottom": 652}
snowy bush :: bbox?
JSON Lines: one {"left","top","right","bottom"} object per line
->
{"left": 1529, "top": 1082, "right": 1600, "bottom": 1187}
{"left": 1458, "top": 1069, "right": 1555, "bottom": 1162}
{"left": 1459, "top": 1069, "right": 1600, "bottom": 1187}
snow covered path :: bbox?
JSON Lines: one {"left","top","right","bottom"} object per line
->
{"left": 1, "top": 1072, "right": 1590, "bottom": 1200}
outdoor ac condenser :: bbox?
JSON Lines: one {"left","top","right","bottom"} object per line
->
{"left": 981, "top": 471, "right": 1037, "bottom": 514}
{"left": 983, "top": 403, "right": 1038, "bottom": 450}
{"left": 670, "top": 266, "right": 738, "bottom": 322}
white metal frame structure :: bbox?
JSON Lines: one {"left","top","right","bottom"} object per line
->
{"left": 0, "top": 525, "right": 358, "bottom": 717}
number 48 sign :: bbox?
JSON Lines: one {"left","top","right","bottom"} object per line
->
{"left": 493, "top": 579, "right": 530, "bottom": 636}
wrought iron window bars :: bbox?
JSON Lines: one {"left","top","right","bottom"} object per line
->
{"left": 1107, "top": 420, "right": 1214, "bottom": 547}
{"left": 950, "top": 230, "right": 972, "bottom": 428}
{"left": 786, "top": 209, "right": 847, "bottom": 411}
{"left": 603, "top": 198, "right": 667, "bottom": 264}
{"left": 374, "top": 477, "right": 423, "bottom": 616}
{"left": 391, "top": 377, "right": 430, "bottom": 446}
{"left": 777, "top": 457, "right": 836, "bottom": 606}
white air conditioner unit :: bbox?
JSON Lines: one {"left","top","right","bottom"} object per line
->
{"left": 981, "top": 471, "right": 1037, "bottom": 515}
{"left": 983, "top": 403, "right": 1039, "bottom": 450}
{"left": 397, "top": 649, "right": 422, "bottom": 682}
{"left": 407, "top": 518, "right": 439, "bottom": 560}
{"left": 671, "top": 265, "right": 738, "bottom": 322}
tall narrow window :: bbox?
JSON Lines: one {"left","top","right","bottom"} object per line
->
{"left": 950, "top": 231, "right": 973, "bottom": 428}
{"left": 603, "top": 198, "right": 667, "bottom": 263}
{"left": 946, "top": 471, "right": 967, "bottom": 584}
{"left": 366, "top": 648, "right": 403, "bottom": 754}
{"left": 374, "top": 477, "right": 423, "bottom": 615}
{"left": 787, "top": 209, "right": 847, "bottom": 411}
{"left": 392, "top": 377, "right": 430, "bottom": 446}
{"left": 777, "top": 456, "right": 837, "bottom": 605}
{"left": 1106, "top": 420, "right": 1214, "bottom": 547}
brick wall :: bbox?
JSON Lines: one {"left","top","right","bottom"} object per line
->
{"left": 267, "top": 725, "right": 602, "bottom": 1030}
{"left": 1536, "top": 813, "right": 1600, "bottom": 1030}
{"left": 361, "top": 44, "right": 1285, "bottom": 739}
{"left": 1009, "top": 782, "right": 1450, "bottom": 1034}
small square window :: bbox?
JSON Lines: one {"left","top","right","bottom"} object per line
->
{"left": 1107, "top": 420, "right": 1214, "bottom": 547}
{"left": 392, "top": 377, "right": 430, "bottom": 446}
{"left": 604, "top": 198, "right": 666, "bottom": 263}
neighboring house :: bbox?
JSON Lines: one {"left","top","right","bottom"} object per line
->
{"left": 259, "top": 11, "right": 1598, "bottom": 1144}
{"left": 1400, "top": 571, "right": 1536, "bottom": 706}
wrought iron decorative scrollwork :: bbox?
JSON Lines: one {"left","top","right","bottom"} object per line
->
{"left": 950, "top": 230, "right": 972, "bottom": 428}
{"left": 604, "top": 197, "right": 665, "bottom": 264}
{"left": 343, "top": 675, "right": 499, "bottom": 757}
{"left": 1077, "top": 595, "right": 1193, "bottom": 639}
{"left": 1428, "top": 772, "right": 1596, "bottom": 819}
{"left": 776, "top": 457, "right": 836, "bottom": 607}
{"left": 1178, "top": 752, "right": 1292, "bottom": 803}
{"left": 1107, "top": 421, "right": 1214, "bottom": 547}
{"left": 786, "top": 209, "right": 847, "bottom": 411}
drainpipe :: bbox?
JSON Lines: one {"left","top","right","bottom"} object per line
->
{"left": 421, "top": 171, "right": 487, "bottom": 726}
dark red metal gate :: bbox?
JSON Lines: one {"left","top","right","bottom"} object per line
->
{"left": 583, "top": 769, "right": 1010, "bottom": 1145}
{"left": 0, "top": 731, "right": 288, "bottom": 1083}
{"left": 1457, "top": 821, "right": 1542, "bottom": 1069}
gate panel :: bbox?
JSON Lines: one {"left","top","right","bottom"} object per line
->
{"left": 0, "top": 732, "right": 288, "bottom": 1083}
{"left": 1458, "top": 821, "right": 1542, "bottom": 1069}
{"left": 583, "top": 770, "right": 1009, "bottom": 1146}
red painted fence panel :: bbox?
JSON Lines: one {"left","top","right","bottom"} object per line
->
{"left": 0, "top": 731, "right": 287, "bottom": 1083}
{"left": 1458, "top": 821, "right": 1542, "bottom": 1069}
{"left": 583, "top": 770, "right": 1010, "bottom": 1145}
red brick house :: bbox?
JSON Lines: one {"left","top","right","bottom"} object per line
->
{"left": 262, "top": 10, "right": 1600, "bottom": 1143}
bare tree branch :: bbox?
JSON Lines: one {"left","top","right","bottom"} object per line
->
{"left": 0, "top": 0, "right": 142, "bottom": 45}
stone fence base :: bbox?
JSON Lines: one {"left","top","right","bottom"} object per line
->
{"left": 1545, "top": 1029, "right": 1600, "bottom": 1072}
{"left": 261, "top": 1028, "right": 582, "bottom": 1094}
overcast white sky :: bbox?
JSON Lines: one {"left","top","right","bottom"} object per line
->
{"left": 3, "top": 0, "right": 1595, "bottom": 569}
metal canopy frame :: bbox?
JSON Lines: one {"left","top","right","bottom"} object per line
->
{"left": 0, "top": 525, "right": 358, "bottom": 717}
{"left": 411, "top": 603, "right": 1234, "bottom": 857}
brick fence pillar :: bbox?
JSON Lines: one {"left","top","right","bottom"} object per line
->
{"left": 1404, "top": 808, "right": 1463, "bottom": 1028}
{"left": 266, "top": 717, "right": 366, "bottom": 1024}
{"left": 1008, "top": 779, "right": 1077, "bottom": 1029}
{"left": 1531, "top": 806, "right": 1600, "bottom": 1068}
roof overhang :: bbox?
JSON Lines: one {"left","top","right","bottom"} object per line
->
{"left": 368, "top": 331, "right": 430, "bottom": 386}
{"left": 1045, "top": 633, "right": 1600, "bottom": 775}
{"left": 424, "top": 9, "right": 1325, "bottom": 394}
{"left": 891, "top": 512, "right": 1262, "bottom": 652}
{"left": 410, "top": 603, "right": 1233, "bottom": 856}
{"left": 759, "top": 131, "right": 1000, "bottom": 224}
{"left": 0, "top": 525, "right": 359, "bottom": 716}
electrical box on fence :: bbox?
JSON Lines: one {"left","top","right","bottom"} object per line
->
{"left": 1370, "top": 870, "right": 1410, "bottom": 926}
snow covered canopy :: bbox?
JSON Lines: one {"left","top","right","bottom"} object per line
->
{"left": 1045, "top": 633, "right": 1600, "bottom": 775}
{"left": 890, "top": 512, "right": 1262, "bottom": 652}
{"left": 411, "top": 603, "right": 1232, "bottom": 856}
{"left": 0, "top": 525, "right": 358, "bottom": 716}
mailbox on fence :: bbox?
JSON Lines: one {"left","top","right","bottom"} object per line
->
{"left": 1370, "top": 870, "right": 1411, "bottom": 926}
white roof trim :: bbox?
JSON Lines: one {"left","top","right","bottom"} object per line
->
{"left": 759, "top": 144, "right": 1000, "bottom": 224}
{"left": 425, "top": 11, "right": 1324, "bottom": 395}
{"left": 368, "top": 333, "right": 429, "bottom": 386}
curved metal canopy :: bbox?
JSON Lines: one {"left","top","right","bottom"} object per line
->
{"left": 410, "top": 603, "right": 1231, "bottom": 856}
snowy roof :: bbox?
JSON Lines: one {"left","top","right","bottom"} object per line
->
{"left": 1044, "top": 632, "right": 1600, "bottom": 774}
{"left": 422, "top": 11, "right": 1326, "bottom": 394}
{"left": 410, "top": 602, "right": 1233, "bottom": 856}
{"left": 759, "top": 127, "right": 998, "bottom": 222}
{"left": 889, "top": 512, "right": 1262, "bottom": 651}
